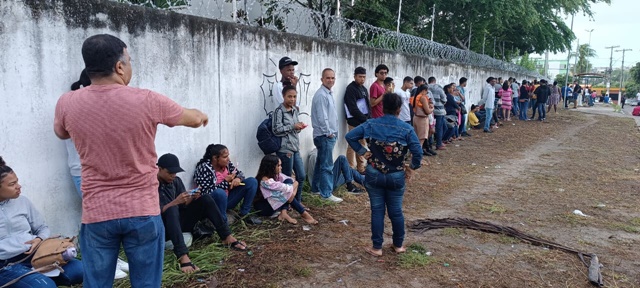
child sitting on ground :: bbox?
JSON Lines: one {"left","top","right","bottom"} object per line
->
{"left": 254, "top": 155, "right": 318, "bottom": 225}
{"left": 468, "top": 104, "right": 482, "bottom": 129}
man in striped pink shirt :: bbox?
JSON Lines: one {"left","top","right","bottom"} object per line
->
{"left": 54, "top": 34, "right": 208, "bottom": 288}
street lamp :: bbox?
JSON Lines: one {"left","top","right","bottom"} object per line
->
{"left": 585, "top": 29, "right": 594, "bottom": 73}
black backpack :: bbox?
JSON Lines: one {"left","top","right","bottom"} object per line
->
{"left": 256, "top": 112, "right": 282, "bottom": 154}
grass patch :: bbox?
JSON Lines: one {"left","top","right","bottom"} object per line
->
{"left": 497, "top": 234, "right": 519, "bottom": 244}
{"left": 630, "top": 217, "right": 640, "bottom": 226}
{"left": 611, "top": 223, "right": 640, "bottom": 233}
{"left": 295, "top": 267, "right": 313, "bottom": 277}
{"left": 469, "top": 201, "right": 507, "bottom": 214}
{"left": 398, "top": 243, "right": 435, "bottom": 269}
{"left": 442, "top": 227, "right": 463, "bottom": 237}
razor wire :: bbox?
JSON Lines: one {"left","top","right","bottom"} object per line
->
{"left": 114, "top": 0, "right": 540, "bottom": 76}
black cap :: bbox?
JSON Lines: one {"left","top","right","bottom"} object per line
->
{"left": 278, "top": 57, "right": 298, "bottom": 69}
{"left": 354, "top": 67, "right": 366, "bottom": 75}
{"left": 157, "top": 153, "right": 184, "bottom": 174}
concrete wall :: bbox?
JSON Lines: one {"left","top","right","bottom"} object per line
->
{"left": 0, "top": 0, "right": 534, "bottom": 236}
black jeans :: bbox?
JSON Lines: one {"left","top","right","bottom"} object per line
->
{"left": 162, "top": 194, "right": 231, "bottom": 258}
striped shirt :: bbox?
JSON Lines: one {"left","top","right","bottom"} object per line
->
{"left": 54, "top": 84, "right": 183, "bottom": 224}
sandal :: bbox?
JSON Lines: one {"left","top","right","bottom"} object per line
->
{"left": 364, "top": 247, "right": 382, "bottom": 257}
{"left": 224, "top": 240, "right": 248, "bottom": 251}
{"left": 179, "top": 262, "right": 199, "bottom": 274}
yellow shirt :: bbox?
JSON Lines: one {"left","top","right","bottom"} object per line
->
{"left": 469, "top": 112, "right": 479, "bottom": 126}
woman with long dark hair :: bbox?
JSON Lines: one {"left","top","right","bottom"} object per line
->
{"left": 345, "top": 93, "right": 423, "bottom": 257}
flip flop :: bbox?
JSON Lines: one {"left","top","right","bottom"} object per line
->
{"left": 179, "top": 262, "right": 199, "bottom": 273}
{"left": 226, "top": 240, "right": 248, "bottom": 251}
{"left": 364, "top": 247, "right": 382, "bottom": 257}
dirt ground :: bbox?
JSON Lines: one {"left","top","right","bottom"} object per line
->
{"left": 215, "top": 107, "right": 640, "bottom": 288}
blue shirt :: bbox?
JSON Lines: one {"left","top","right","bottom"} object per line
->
{"left": 311, "top": 85, "right": 339, "bottom": 138}
{"left": 561, "top": 86, "right": 572, "bottom": 97}
{"left": 345, "top": 114, "right": 422, "bottom": 172}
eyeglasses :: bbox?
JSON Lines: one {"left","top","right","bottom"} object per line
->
{"left": 378, "top": 71, "right": 388, "bottom": 75}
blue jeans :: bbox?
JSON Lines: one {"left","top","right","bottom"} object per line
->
{"left": 537, "top": 102, "right": 546, "bottom": 120}
{"left": 80, "top": 215, "right": 164, "bottom": 288}
{"left": 210, "top": 177, "right": 258, "bottom": 222}
{"left": 512, "top": 97, "right": 519, "bottom": 114}
{"left": 484, "top": 108, "right": 493, "bottom": 131}
{"left": 0, "top": 258, "right": 83, "bottom": 287}
{"left": 435, "top": 115, "right": 446, "bottom": 147}
{"left": 277, "top": 151, "right": 305, "bottom": 202}
{"left": 364, "top": 166, "right": 406, "bottom": 249}
{"left": 519, "top": 101, "right": 529, "bottom": 120}
{"left": 333, "top": 155, "right": 364, "bottom": 187}
{"left": 459, "top": 114, "right": 468, "bottom": 134}
{"left": 312, "top": 136, "right": 337, "bottom": 198}
{"left": 72, "top": 175, "right": 82, "bottom": 197}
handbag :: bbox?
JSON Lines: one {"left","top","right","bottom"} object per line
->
{"left": 1, "top": 237, "right": 76, "bottom": 288}
{"left": 459, "top": 104, "right": 467, "bottom": 115}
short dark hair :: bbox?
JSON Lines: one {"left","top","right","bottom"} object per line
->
{"left": 82, "top": 34, "right": 128, "bottom": 78}
{"left": 374, "top": 64, "right": 389, "bottom": 74}
{"left": 486, "top": 77, "right": 495, "bottom": 83}
{"left": 0, "top": 156, "right": 13, "bottom": 188}
{"left": 403, "top": 76, "right": 413, "bottom": 83}
{"left": 459, "top": 77, "right": 467, "bottom": 85}
{"left": 354, "top": 67, "right": 366, "bottom": 75}
{"left": 427, "top": 76, "right": 436, "bottom": 84}
{"left": 282, "top": 85, "right": 296, "bottom": 96}
{"left": 384, "top": 77, "right": 394, "bottom": 86}
{"left": 414, "top": 76, "right": 425, "bottom": 84}
{"left": 382, "top": 93, "right": 403, "bottom": 115}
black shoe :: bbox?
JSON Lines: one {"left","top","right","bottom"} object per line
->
{"left": 346, "top": 183, "right": 364, "bottom": 194}
{"left": 423, "top": 149, "right": 433, "bottom": 156}
{"left": 461, "top": 132, "right": 472, "bottom": 137}
{"left": 242, "top": 215, "right": 263, "bottom": 225}
{"left": 484, "top": 129, "right": 493, "bottom": 133}
{"left": 427, "top": 149, "right": 437, "bottom": 156}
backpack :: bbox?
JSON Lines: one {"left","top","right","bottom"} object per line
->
{"left": 256, "top": 112, "right": 282, "bottom": 154}
{"left": 633, "top": 106, "right": 640, "bottom": 116}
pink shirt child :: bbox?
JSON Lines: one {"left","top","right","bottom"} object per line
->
{"left": 259, "top": 173, "right": 295, "bottom": 210}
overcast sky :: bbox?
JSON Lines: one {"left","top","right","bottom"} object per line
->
{"left": 548, "top": 0, "right": 638, "bottom": 69}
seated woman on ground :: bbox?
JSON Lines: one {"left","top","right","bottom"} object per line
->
{"left": 254, "top": 155, "right": 317, "bottom": 224}
{"left": 194, "top": 144, "right": 261, "bottom": 225}
{"left": 468, "top": 104, "right": 482, "bottom": 129}
{"left": 0, "top": 156, "right": 84, "bottom": 287}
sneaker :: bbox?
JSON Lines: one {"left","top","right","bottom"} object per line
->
{"left": 114, "top": 268, "right": 127, "bottom": 280}
{"left": 422, "top": 149, "right": 433, "bottom": 156}
{"left": 242, "top": 215, "right": 263, "bottom": 225}
{"left": 346, "top": 184, "right": 364, "bottom": 194}
{"left": 116, "top": 258, "right": 129, "bottom": 272}
{"left": 324, "top": 195, "right": 343, "bottom": 203}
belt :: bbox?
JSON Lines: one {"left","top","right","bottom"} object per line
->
{"left": 0, "top": 254, "right": 31, "bottom": 268}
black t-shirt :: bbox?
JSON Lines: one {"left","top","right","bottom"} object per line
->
{"left": 573, "top": 85, "right": 582, "bottom": 94}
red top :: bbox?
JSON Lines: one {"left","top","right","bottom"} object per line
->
{"left": 369, "top": 82, "right": 386, "bottom": 118}
{"left": 55, "top": 84, "right": 183, "bottom": 224}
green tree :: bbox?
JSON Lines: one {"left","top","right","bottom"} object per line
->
{"left": 575, "top": 44, "right": 597, "bottom": 74}
{"left": 514, "top": 54, "right": 537, "bottom": 71}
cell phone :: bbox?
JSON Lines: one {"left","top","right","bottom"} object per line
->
{"left": 189, "top": 188, "right": 199, "bottom": 195}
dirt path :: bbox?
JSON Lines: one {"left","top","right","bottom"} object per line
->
{"left": 217, "top": 108, "right": 640, "bottom": 288}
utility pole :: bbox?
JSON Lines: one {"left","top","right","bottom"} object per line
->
{"left": 605, "top": 45, "right": 620, "bottom": 99}
{"left": 585, "top": 29, "right": 594, "bottom": 72}
{"left": 482, "top": 32, "right": 486, "bottom": 54}
{"left": 396, "top": 0, "right": 402, "bottom": 34}
{"left": 564, "top": 14, "right": 574, "bottom": 108}
{"left": 615, "top": 48, "right": 632, "bottom": 106}
{"left": 430, "top": 4, "right": 435, "bottom": 41}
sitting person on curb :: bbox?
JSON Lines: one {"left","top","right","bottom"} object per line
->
{"left": 253, "top": 155, "right": 318, "bottom": 225}
{"left": 307, "top": 150, "right": 365, "bottom": 194}
{"left": 194, "top": 144, "right": 261, "bottom": 225}
{"left": 468, "top": 104, "right": 482, "bottom": 129}
{"left": 0, "top": 156, "right": 84, "bottom": 287}
{"left": 158, "top": 153, "right": 247, "bottom": 274}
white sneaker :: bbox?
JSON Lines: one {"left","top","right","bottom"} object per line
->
{"left": 325, "top": 195, "right": 343, "bottom": 203}
{"left": 114, "top": 268, "right": 127, "bottom": 279}
{"left": 116, "top": 258, "right": 129, "bottom": 272}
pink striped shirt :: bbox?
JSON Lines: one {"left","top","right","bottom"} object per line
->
{"left": 54, "top": 84, "right": 183, "bottom": 224}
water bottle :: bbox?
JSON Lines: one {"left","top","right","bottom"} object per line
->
{"left": 61, "top": 247, "right": 77, "bottom": 261}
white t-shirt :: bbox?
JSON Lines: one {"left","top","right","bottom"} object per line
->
{"left": 395, "top": 88, "right": 411, "bottom": 122}
{"left": 269, "top": 82, "right": 284, "bottom": 114}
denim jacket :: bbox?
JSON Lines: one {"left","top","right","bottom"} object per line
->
{"left": 345, "top": 114, "right": 422, "bottom": 173}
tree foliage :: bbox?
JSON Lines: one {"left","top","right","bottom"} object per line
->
{"left": 575, "top": 44, "right": 596, "bottom": 74}
{"left": 341, "top": 0, "right": 611, "bottom": 59}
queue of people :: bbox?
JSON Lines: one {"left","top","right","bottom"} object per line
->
{"left": 2, "top": 32, "right": 556, "bottom": 287}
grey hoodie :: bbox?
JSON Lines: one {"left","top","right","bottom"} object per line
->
{"left": 428, "top": 83, "right": 447, "bottom": 116}
{"left": 272, "top": 103, "right": 301, "bottom": 154}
